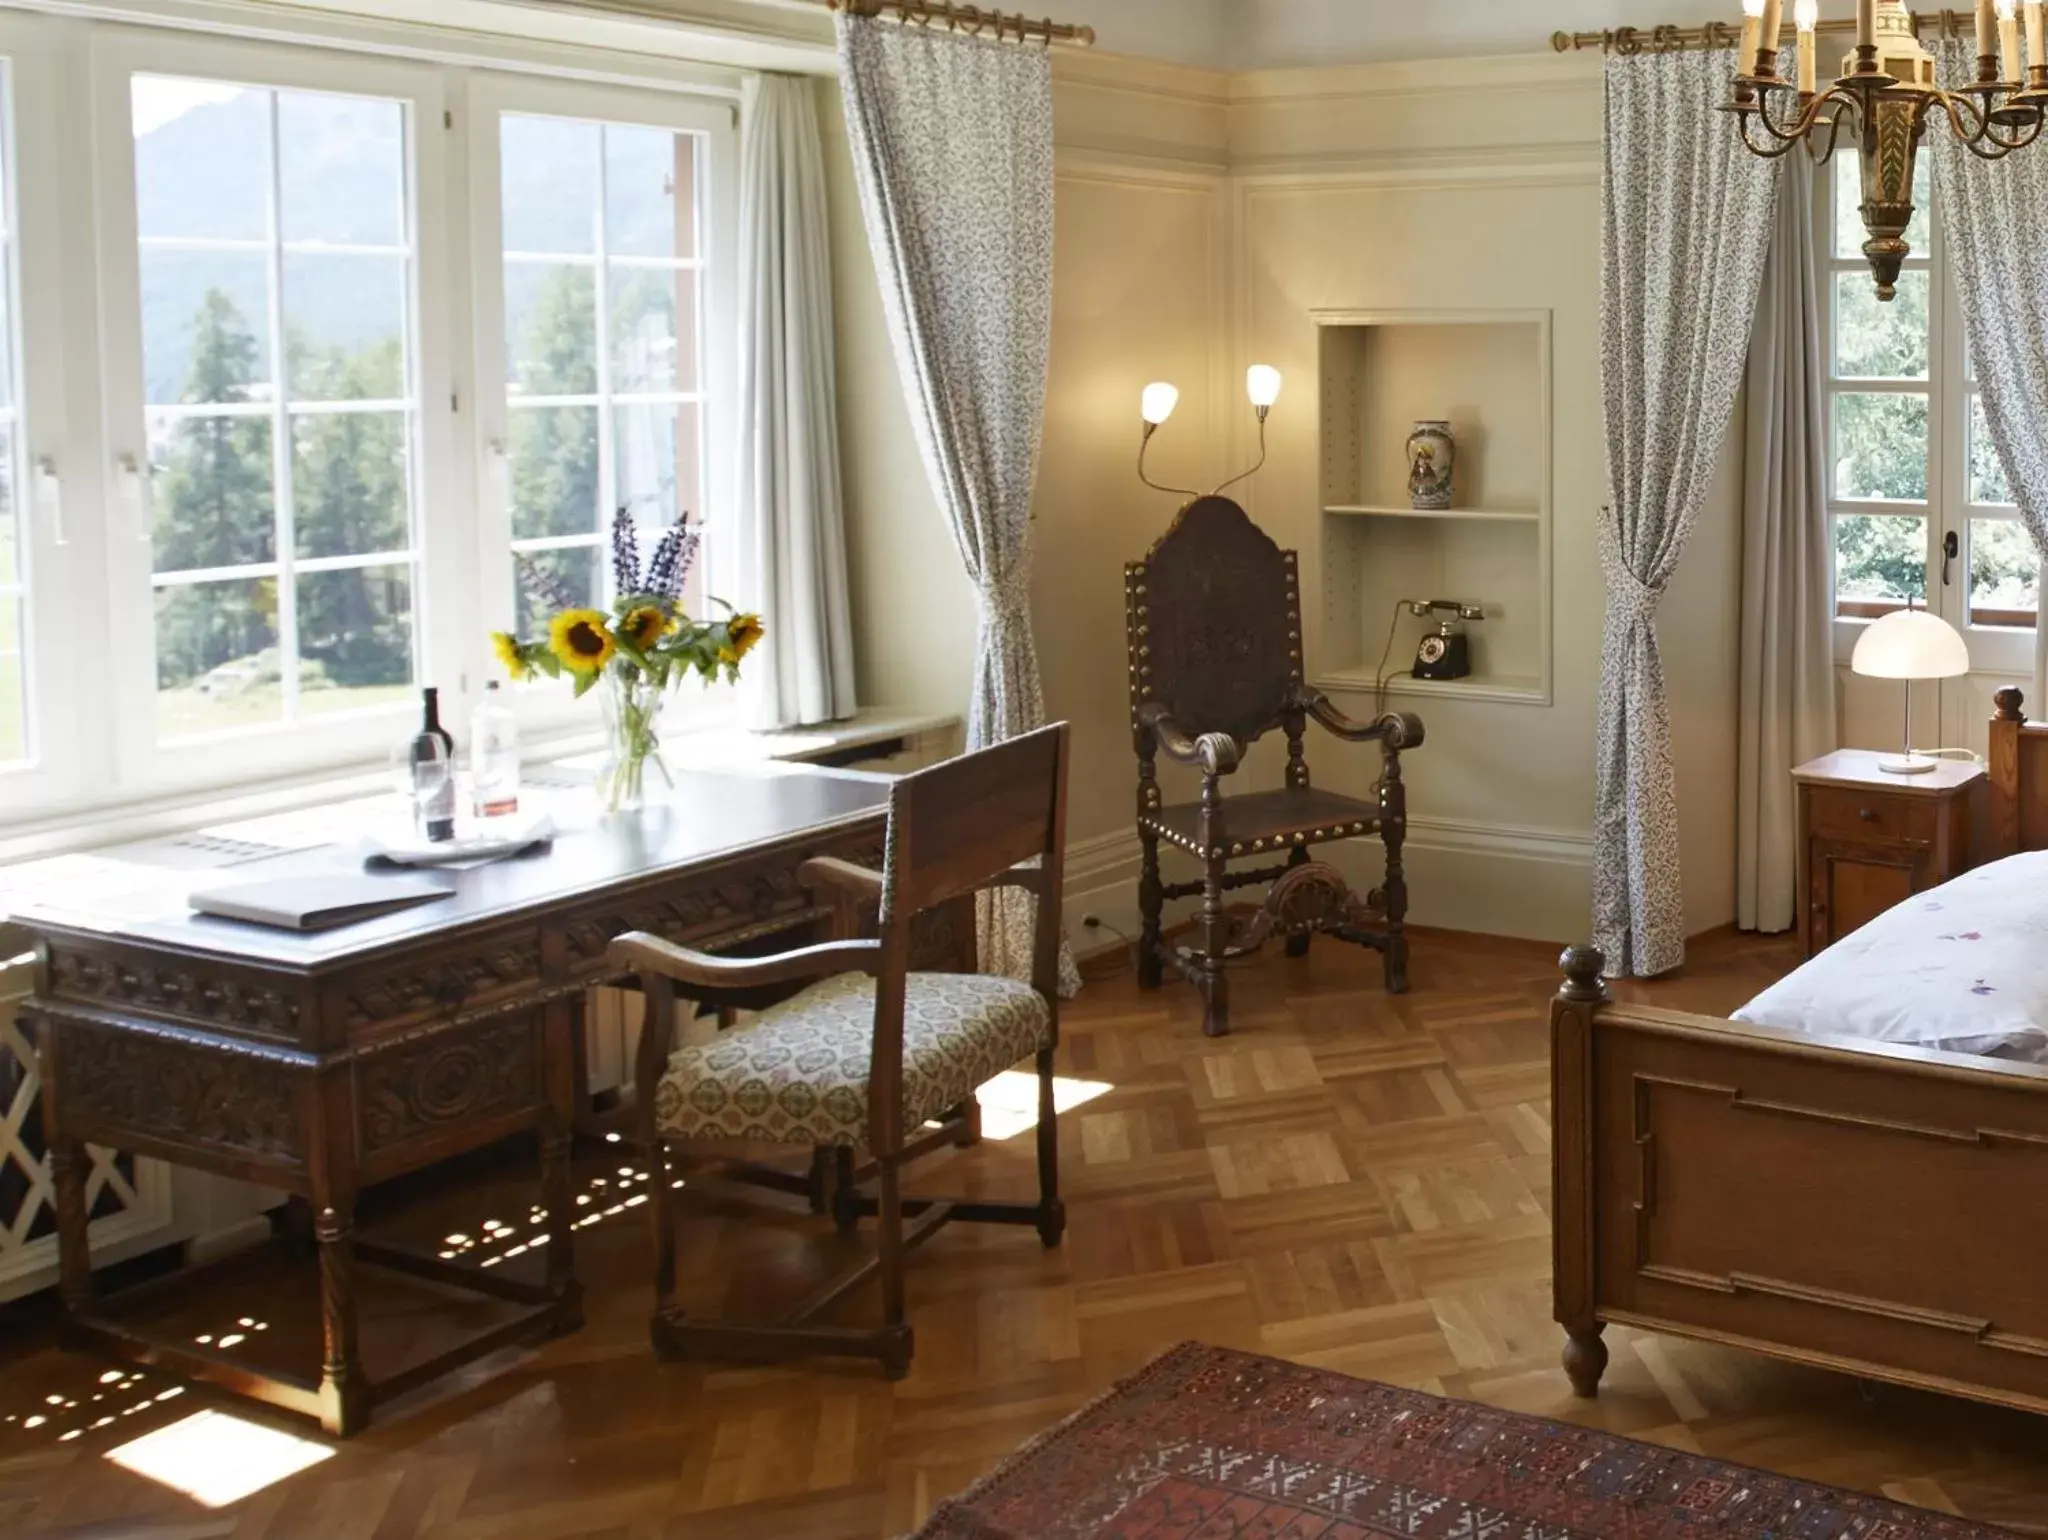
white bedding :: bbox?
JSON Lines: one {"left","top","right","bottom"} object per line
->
{"left": 1734, "top": 849, "right": 2048, "bottom": 1063}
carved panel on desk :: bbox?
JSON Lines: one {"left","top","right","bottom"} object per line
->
{"left": 356, "top": 1014, "right": 539, "bottom": 1155}
{"left": 337, "top": 935, "right": 544, "bottom": 1033}
{"left": 46, "top": 949, "right": 302, "bottom": 1042}
{"left": 54, "top": 1017, "right": 302, "bottom": 1168}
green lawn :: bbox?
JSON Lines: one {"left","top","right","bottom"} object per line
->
{"left": 157, "top": 680, "right": 415, "bottom": 740}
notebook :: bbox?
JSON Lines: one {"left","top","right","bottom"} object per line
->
{"left": 191, "top": 873, "right": 455, "bottom": 933}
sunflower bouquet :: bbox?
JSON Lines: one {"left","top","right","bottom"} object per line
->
{"left": 490, "top": 508, "right": 763, "bottom": 812}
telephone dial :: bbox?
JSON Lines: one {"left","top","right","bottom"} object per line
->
{"left": 1407, "top": 599, "right": 1486, "bottom": 681}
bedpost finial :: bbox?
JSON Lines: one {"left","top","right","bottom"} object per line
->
{"left": 1995, "top": 687, "right": 2027, "bottom": 724}
{"left": 1559, "top": 945, "right": 1610, "bottom": 1004}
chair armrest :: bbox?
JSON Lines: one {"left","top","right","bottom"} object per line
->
{"left": 1293, "top": 688, "right": 1425, "bottom": 752}
{"left": 1137, "top": 703, "right": 1241, "bottom": 775}
{"left": 798, "top": 856, "right": 887, "bottom": 906}
{"left": 607, "top": 932, "right": 883, "bottom": 992}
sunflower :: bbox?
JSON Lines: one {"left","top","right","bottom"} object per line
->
{"left": 719, "top": 612, "right": 765, "bottom": 665}
{"left": 620, "top": 605, "right": 673, "bottom": 652}
{"left": 490, "top": 630, "right": 533, "bottom": 682}
{"left": 548, "top": 608, "right": 617, "bottom": 673}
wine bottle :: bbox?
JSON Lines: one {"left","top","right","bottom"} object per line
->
{"left": 411, "top": 688, "right": 457, "bottom": 842}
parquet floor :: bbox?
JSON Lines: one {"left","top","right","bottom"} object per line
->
{"left": 7, "top": 926, "right": 2048, "bottom": 1537}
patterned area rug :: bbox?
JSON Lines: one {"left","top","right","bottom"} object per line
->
{"left": 912, "top": 1342, "right": 2012, "bottom": 1539}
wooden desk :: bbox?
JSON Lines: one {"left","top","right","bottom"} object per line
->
{"left": 12, "top": 766, "right": 947, "bottom": 1435}
{"left": 1792, "top": 749, "right": 1984, "bottom": 958}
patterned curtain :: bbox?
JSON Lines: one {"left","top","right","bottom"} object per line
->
{"left": 735, "top": 75, "right": 858, "bottom": 729}
{"left": 835, "top": 15, "right": 1079, "bottom": 993}
{"left": 1594, "top": 49, "right": 1780, "bottom": 977}
{"left": 1931, "top": 37, "right": 2048, "bottom": 710}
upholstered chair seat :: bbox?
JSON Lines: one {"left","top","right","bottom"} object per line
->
{"left": 654, "top": 972, "right": 1052, "bottom": 1147}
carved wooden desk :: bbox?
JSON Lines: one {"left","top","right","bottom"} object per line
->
{"left": 14, "top": 767, "right": 910, "bottom": 1436}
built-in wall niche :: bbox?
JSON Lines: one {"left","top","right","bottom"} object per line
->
{"left": 1314, "top": 309, "right": 1553, "bottom": 706}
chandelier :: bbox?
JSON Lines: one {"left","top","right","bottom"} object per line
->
{"left": 1729, "top": 0, "right": 2047, "bottom": 300}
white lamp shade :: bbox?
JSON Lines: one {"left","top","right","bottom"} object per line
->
{"left": 1245, "top": 365, "right": 1283, "bottom": 410}
{"left": 1140, "top": 381, "right": 1180, "bottom": 426}
{"left": 1850, "top": 607, "right": 1971, "bottom": 681}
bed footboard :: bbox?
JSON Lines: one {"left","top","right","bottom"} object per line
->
{"left": 1552, "top": 945, "right": 2048, "bottom": 1417}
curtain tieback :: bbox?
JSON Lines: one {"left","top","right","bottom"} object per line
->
{"left": 976, "top": 572, "right": 1034, "bottom": 622}
{"left": 1599, "top": 541, "right": 1665, "bottom": 631}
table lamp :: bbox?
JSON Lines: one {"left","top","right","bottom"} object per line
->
{"left": 1849, "top": 604, "right": 1970, "bottom": 775}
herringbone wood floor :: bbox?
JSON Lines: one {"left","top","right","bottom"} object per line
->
{"left": 7, "top": 926, "right": 2048, "bottom": 1538}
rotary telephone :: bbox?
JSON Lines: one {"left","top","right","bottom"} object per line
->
{"left": 1406, "top": 599, "right": 1486, "bottom": 681}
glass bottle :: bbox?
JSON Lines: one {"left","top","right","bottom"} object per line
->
{"left": 411, "top": 688, "right": 457, "bottom": 841}
{"left": 470, "top": 681, "right": 521, "bottom": 818}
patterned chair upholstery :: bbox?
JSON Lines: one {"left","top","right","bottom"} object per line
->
{"left": 653, "top": 972, "right": 1051, "bottom": 1147}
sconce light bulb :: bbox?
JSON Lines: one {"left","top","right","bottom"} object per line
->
{"left": 1245, "top": 365, "right": 1283, "bottom": 411}
{"left": 1140, "top": 381, "right": 1180, "bottom": 427}
{"left": 1742, "top": 0, "right": 1765, "bottom": 15}
{"left": 1998, "top": 0, "right": 2017, "bottom": 21}
{"left": 1793, "top": 0, "right": 1817, "bottom": 28}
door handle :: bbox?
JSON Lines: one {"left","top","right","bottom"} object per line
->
{"left": 1943, "top": 529, "right": 1959, "bottom": 587}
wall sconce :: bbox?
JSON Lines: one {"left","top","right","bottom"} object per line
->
{"left": 1137, "top": 365, "right": 1283, "bottom": 501}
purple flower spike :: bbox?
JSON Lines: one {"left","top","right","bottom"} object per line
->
{"left": 610, "top": 505, "right": 641, "bottom": 596}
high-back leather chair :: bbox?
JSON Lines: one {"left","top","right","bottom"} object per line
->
{"left": 1125, "top": 497, "right": 1422, "bottom": 1037}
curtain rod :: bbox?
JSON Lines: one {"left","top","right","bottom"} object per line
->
{"left": 1551, "top": 9, "right": 1977, "bottom": 52}
{"left": 827, "top": 0, "right": 1096, "bottom": 47}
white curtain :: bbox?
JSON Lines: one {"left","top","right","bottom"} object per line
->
{"left": 1932, "top": 37, "right": 2048, "bottom": 709}
{"left": 735, "top": 74, "right": 858, "bottom": 729}
{"left": 835, "top": 15, "right": 1079, "bottom": 993}
{"left": 1738, "top": 153, "right": 1836, "bottom": 935}
{"left": 1594, "top": 49, "right": 1780, "bottom": 977}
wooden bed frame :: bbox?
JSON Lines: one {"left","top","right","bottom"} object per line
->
{"left": 1553, "top": 688, "right": 2048, "bottom": 1416}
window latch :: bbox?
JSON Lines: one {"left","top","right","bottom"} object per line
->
{"left": 116, "top": 452, "right": 153, "bottom": 544}
{"left": 33, "top": 456, "right": 63, "bottom": 548}
{"left": 1943, "top": 529, "right": 1960, "bottom": 587}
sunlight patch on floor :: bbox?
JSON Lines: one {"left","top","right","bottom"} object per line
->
{"left": 975, "top": 1071, "right": 1114, "bottom": 1140}
{"left": 105, "top": 1409, "right": 333, "bottom": 1507}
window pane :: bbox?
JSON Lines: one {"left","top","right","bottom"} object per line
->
{"left": 297, "top": 564, "right": 414, "bottom": 714}
{"left": 509, "top": 406, "right": 600, "bottom": 540}
{"left": 614, "top": 403, "right": 699, "bottom": 528}
{"left": 132, "top": 78, "right": 270, "bottom": 241}
{"left": 150, "top": 413, "right": 275, "bottom": 570}
{"left": 1835, "top": 154, "right": 1930, "bottom": 262}
{"left": 1970, "top": 518, "right": 2040, "bottom": 623}
{"left": 1833, "top": 393, "right": 1928, "bottom": 502}
{"left": 501, "top": 115, "right": 598, "bottom": 255}
{"left": 1834, "top": 269, "right": 1928, "bottom": 379}
{"left": 141, "top": 257, "right": 272, "bottom": 406}
{"left": 514, "top": 545, "right": 600, "bottom": 638}
{"left": 506, "top": 263, "right": 596, "bottom": 396}
{"left": 293, "top": 412, "right": 409, "bottom": 559}
{"left": 1835, "top": 512, "right": 1927, "bottom": 610}
{"left": 610, "top": 266, "right": 695, "bottom": 394}
{"left": 284, "top": 254, "right": 405, "bottom": 400}
{"left": 604, "top": 124, "right": 695, "bottom": 260}
{"left": 154, "top": 578, "right": 281, "bottom": 738}
{"left": 1969, "top": 396, "right": 2013, "bottom": 506}
{"left": 0, "top": 591, "right": 21, "bottom": 764}
{"left": 278, "top": 92, "right": 403, "bottom": 247}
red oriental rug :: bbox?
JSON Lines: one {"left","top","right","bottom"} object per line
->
{"left": 912, "top": 1342, "right": 2013, "bottom": 1540}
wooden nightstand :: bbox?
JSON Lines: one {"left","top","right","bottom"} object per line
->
{"left": 1793, "top": 749, "right": 1983, "bottom": 958}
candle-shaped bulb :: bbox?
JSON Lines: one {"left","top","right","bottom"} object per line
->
{"left": 1979, "top": 0, "right": 2000, "bottom": 69}
{"left": 2025, "top": 0, "right": 2044, "bottom": 78}
{"left": 1756, "top": 0, "right": 1785, "bottom": 75}
{"left": 1740, "top": 0, "right": 1766, "bottom": 78}
{"left": 1795, "top": 0, "right": 1818, "bottom": 90}
{"left": 2000, "top": 0, "right": 2023, "bottom": 79}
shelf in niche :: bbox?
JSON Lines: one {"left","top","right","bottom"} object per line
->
{"left": 1324, "top": 504, "right": 1542, "bottom": 524}
{"left": 1314, "top": 666, "right": 1548, "bottom": 707}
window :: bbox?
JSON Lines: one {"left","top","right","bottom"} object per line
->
{"left": 1824, "top": 157, "right": 2038, "bottom": 669}
{"left": 496, "top": 112, "right": 709, "bottom": 637}
{"left": 134, "top": 76, "right": 420, "bottom": 740}
{"left": 0, "top": 21, "right": 735, "bottom": 831}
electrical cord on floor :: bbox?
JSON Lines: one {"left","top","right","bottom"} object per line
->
{"left": 1079, "top": 915, "right": 1135, "bottom": 981}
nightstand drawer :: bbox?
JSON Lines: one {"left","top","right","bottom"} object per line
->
{"left": 1805, "top": 785, "right": 1938, "bottom": 845}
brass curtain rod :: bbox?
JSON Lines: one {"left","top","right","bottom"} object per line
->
{"left": 1552, "top": 9, "right": 1979, "bottom": 52}
{"left": 827, "top": 0, "right": 1095, "bottom": 47}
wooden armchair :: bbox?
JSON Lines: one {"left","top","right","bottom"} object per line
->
{"left": 606, "top": 724, "right": 1070, "bottom": 1379}
{"left": 1126, "top": 497, "right": 1424, "bottom": 1038}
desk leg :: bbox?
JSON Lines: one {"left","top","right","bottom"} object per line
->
{"left": 542, "top": 995, "right": 584, "bottom": 1334}
{"left": 315, "top": 1197, "right": 369, "bottom": 1437}
{"left": 50, "top": 1142, "right": 93, "bottom": 1315}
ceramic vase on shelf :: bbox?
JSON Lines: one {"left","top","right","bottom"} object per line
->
{"left": 1406, "top": 420, "right": 1456, "bottom": 511}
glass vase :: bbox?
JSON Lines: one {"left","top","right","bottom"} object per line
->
{"left": 597, "top": 669, "right": 670, "bottom": 814}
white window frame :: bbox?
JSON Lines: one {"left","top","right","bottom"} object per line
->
{"left": 466, "top": 73, "right": 739, "bottom": 741}
{"left": 1821, "top": 157, "right": 2036, "bottom": 692}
